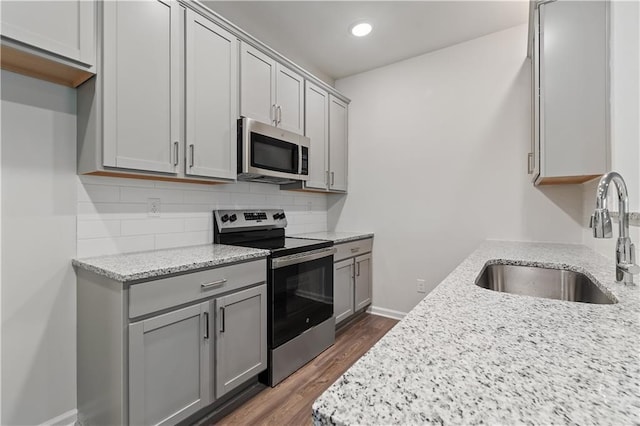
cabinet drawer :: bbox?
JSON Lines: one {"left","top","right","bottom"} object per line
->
{"left": 334, "top": 238, "right": 373, "bottom": 262}
{"left": 129, "top": 259, "right": 266, "bottom": 318}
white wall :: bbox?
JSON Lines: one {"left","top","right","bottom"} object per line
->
{"left": 1, "top": 71, "right": 77, "bottom": 425}
{"left": 582, "top": 0, "right": 639, "bottom": 259}
{"left": 330, "top": 24, "right": 585, "bottom": 315}
{"left": 76, "top": 177, "right": 328, "bottom": 258}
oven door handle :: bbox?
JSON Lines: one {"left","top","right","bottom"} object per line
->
{"left": 271, "top": 247, "right": 336, "bottom": 269}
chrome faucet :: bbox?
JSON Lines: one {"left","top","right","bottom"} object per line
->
{"left": 591, "top": 172, "right": 640, "bottom": 285}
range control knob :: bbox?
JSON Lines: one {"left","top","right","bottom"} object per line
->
{"left": 229, "top": 214, "right": 237, "bottom": 223}
{"left": 280, "top": 213, "right": 286, "bottom": 220}
{"left": 273, "top": 213, "right": 280, "bottom": 220}
{"left": 221, "top": 214, "right": 229, "bottom": 223}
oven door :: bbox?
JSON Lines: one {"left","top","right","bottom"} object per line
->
{"left": 269, "top": 247, "right": 335, "bottom": 348}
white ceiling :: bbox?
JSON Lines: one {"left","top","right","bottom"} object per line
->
{"left": 203, "top": 1, "right": 530, "bottom": 84}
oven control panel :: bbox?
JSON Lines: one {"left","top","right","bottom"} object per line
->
{"left": 214, "top": 209, "right": 287, "bottom": 231}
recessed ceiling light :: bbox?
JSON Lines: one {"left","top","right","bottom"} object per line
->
{"left": 350, "top": 22, "right": 372, "bottom": 37}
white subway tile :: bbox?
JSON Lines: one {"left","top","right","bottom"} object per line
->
{"left": 185, "top": 217, "right": 211, "bottom": 232}
{"left": 250, "top": 182, "right": 280, "bottom": 194}
{"left": 211, "top": 192, "right": 231, "bottom": 206}
{"left": 78, "top": 183, "right": 120, "bottom": 203}
{"left": 77, "top": 235, "right": 155, "bottom": 258}
{"left": 183, "top": 190, "right": 215, "bottom": 204}
{"left": 285, "top": 224, "right": 305, "bottom": 236}
{"left": 305, "top": 223, "right": 327, "bottom": 233}
{"left": 120, "top": 186, "right": 184, "bottom": 204}
{"left": 155, "top": 231, "right": 211, "bottom": 250}
{"left": 77, "top": 220, "right": 121, "bottom": 239}
{"left": 77, "top": 202, "right": 147, "bottom": 219}
{"left": 121, "top": 218, "right": 185, "bottom": 236}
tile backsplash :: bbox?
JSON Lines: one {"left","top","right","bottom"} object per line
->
{"left": 77, "top": 175, "right": 328, "bottom": 258}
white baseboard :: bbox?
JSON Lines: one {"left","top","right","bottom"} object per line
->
{"left": 39, "top": 409, "right": 77, "bottom": 426}
{"left": 367, "top": 305, "right": 406, "bottom": 320}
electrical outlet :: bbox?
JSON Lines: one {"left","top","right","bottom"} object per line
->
{"left": 417, "top": 279, "right": 426, "bottom": 294}
{"left": 147, "top": 198, "right": 161, "bottom": 217}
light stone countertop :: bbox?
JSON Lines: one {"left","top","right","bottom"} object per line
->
{"left": 292, "top": 231, "right": 374, "bottom": 244}
{"left": 72, "top": 244, "right": 269, "bottom": 283}
{"left": 312, "top": 240, "right": 640, "bottom": 425}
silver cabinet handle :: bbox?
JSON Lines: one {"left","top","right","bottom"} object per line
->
{"left": 277, "top": 105, "right": 282, "bottom": 125}
{"left": 203, "top": 312, "right": 209, "bottom": 339}
{"left": 326, "top": 170, "right": 330, "bottom": 186}
{"left": 527, "top": 152, "right": 534, "bottom": 174}
{"left": 220, "top": 306, "right": 225, "bottom": 333}
{"left": 173, "top": 141, "right": 179, "bottom": 166}
{"left": 201, "top": 279, "right": 227, "bottom": 290}
{"left": 356, "top": 261, "right": 361, "bottom": 277}
{"left": 189, "top": 144, "right": 195, "bottom": 168}
{"left": 350, "top": 247, "right": 360, "bottom": 253}
{"left": 331, "top": 171, "right": 335, "bottom": 186}
{"left": 271, "top": 104, "right": 277, "bottom": 125}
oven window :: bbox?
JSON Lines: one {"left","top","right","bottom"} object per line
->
{"left": 251, "top": 132, "right": 298, "bottom": 174}
{"left": 270, "top": 255, "right": 333, "bottom": 348}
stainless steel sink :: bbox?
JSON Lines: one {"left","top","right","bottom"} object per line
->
{"left": 475, "top": 263, "right": 616, "bottom": 304}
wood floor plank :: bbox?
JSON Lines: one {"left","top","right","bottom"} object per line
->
{"left": 214, "top": 314, "right": 398, "bottom": 426}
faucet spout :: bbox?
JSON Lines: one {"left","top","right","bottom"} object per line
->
{"left": 592, "top": 172, "right": 638, "bottom": 285}
{"left": 595, "top": 172, "right": 629, "bottom": 238}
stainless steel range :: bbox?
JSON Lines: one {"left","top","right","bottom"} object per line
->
{"left": 213, "top": 209, "right": 335, "bottom": 386}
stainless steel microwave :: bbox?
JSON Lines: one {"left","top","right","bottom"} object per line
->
{"left": 237, "top": 117, "right": 310, "bottom": 184}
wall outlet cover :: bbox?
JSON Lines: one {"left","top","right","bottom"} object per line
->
{"left": 147, "top": 198, "right": 161, "bottom": 217}
{"left": 417, "top": 278, "right": 426, "bottom": 293}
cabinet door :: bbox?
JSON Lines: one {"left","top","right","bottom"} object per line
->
{"left": 102, "top": 0, "right": 180, "bottom": 174}
{"left": 276, "top": 63, "right": 304, "bottom": 134}
{"left": 129, "top": 302, "right": 210, "bottom": 426}
{"left": 240, "top": 42, "right": 276, "bottom": 125}
{"left": 0, "top": 0, "right": 95, "bottom": 66}
{"left": 538, "top": 0, "right": 607, "bottom": 181}
{"left": 185, "top": 9, "right": 238, "bottom": 180}
{"left": 354, "top": 253, "right": 372, "bottom": 311}
{"left": 215, "top": 284, "right": 267, "bottom": 398}
{"left": 329, "top": 95, "right": 348, "bottom": 192}
{"left": 334, "top": 259, "right": 354, "bottom": 326}
{"left": 304, "top": 81, "right": 329, "bottom": 190}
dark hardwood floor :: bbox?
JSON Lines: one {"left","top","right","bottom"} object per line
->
{"left": 214, "top": 313, "right": 398, "bottom": 426}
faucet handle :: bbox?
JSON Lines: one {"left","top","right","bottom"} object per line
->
{"left": 592, "top": 208, "right": 613, "bottom": 238}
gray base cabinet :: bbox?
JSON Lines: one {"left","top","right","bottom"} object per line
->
{"left": 334, "top": 260, "right": 355, "bottom": 324}
{"left": 77, "top": 259, "right": 267, "bottom": 426}
{"left": 354, "top": 253, "right": 372, "bottom": 311}
{"left": 333, "top": 238, "right": 373, "bottom": 327}
{"left": 129, "top": 303, "right": 211, "bottom": 426}
{"left": 215, "top": 285, "right": 267, "bottom": 397}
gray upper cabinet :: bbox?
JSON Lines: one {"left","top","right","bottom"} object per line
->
{"left": 240, "top": 41, "right": 304, "bottom": 134}
{"left": 129, "top": 302, "right": 211, "bottom": 426}
{"left": 0, "top": 0, "right": 96, "bottom": 87}
{"left": 530, "top": 0, "right": 608, "bottom": 185}
{"left": 214, "top": 284, "right": 267, "bottom": 399}
{"left": 185, "top": 9, "right": 238, "bottom": 180}
{"left": 240, "top": 42, "right": 276, "bottom": 126}
{"left": 329, "top": 95, "right": 348, "bottom": 192}
{"left": 275, "top": 63, "right": 304, "bottom": 134}
{"left": 304, "top": 81, "right": 330, "bottom": 190}
{"left": 102, "top": 0, "right": 181, "bottom": 174}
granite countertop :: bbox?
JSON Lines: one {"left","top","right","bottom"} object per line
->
{"left": 292, "top": 231, "right": 374, "bottom": 244}
{"left": 312, "top": 241, "right": 640, "bottom": 425}
{"left": 72, "top": 244, "right": 269, "bottom": 283}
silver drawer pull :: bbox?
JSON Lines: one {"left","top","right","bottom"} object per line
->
{"left": 350, "top": 247, "right": 360, "bottom": 253}
{"left": 201, "top": 279, "right": 227, "bottom": 290}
